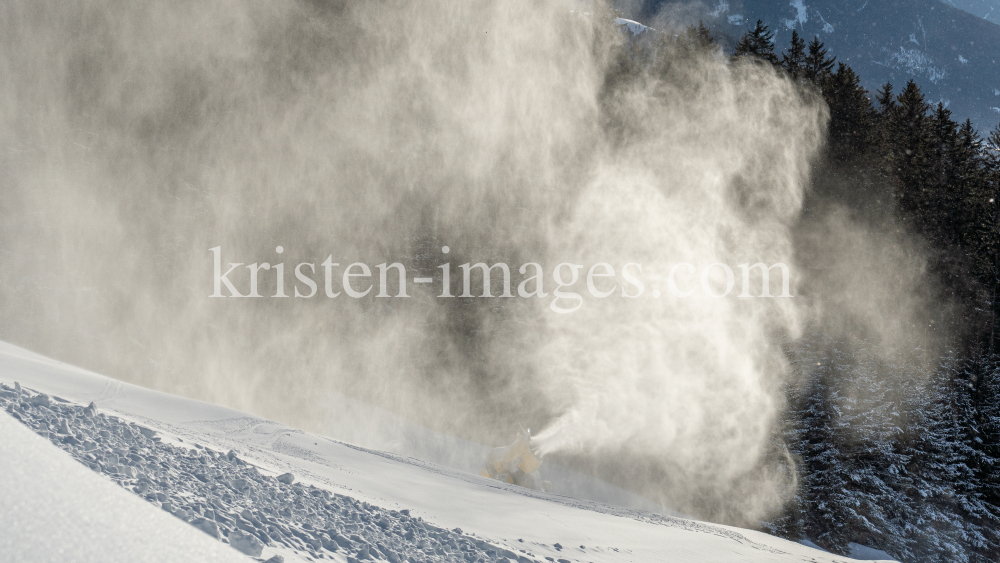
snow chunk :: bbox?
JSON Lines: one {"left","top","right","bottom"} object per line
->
{"left": 191, "top": 517, "right": 221, "bottom": 539}
{"left": 228, "top": 529, "right": 264, "bottom": 557}
{"left": 27, "top": 393, "right": 49, "bottom": 407}
{"left": 0, "top": 401, "right": 247, "bottom": 563}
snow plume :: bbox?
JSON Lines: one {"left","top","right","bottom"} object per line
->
{"left": 528, "top": 49, "right": 827, "bottom": 523}
{"left": 0, "top": 0, "right": 939, "bottom": 525}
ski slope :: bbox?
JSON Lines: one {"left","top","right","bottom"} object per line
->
{"left": 0, "top": 341, "right": 896, "bottom": 563}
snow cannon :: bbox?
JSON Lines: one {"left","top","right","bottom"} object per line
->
{"left": 481, "top": 428, "right": 550, "bottom": 492}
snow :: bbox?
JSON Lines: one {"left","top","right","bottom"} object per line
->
{"left": 815, "top": 11, "right": 834, "bottom": 34}
{"left": 0, "top": 340, "right": 900, "bottom": 562}
{"left": 796, "top": 541, "right": 895, "bottom": 561}
{"left": 613, "top": 18, "right": 651, "bottom": 36}
{"left": 318, "top": 389, "right": 670, "bottom": 515}
{"left": 709, "top": 1, "right": 730, "bottom": 18}
{"left": 883, "top": 47, "right": 946, "bottom": 84}
{"left": 848, "top": 543, "right": 896, "bottom": 561}
{"left": 0, "top": 392, "right": 248, "bottom": 563}
{"left": 790, "top": 0, "right": 809, "bottom": 25}
{"left": 798, "top": 539, "right": 826, "bottom": 552}
{"left": 940, "top": 0, "right": 1000, "bottom": 25}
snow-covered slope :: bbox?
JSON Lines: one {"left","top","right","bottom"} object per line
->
{"left": 0, "top": 390, "right": 248, "bottom": 563}
{"left": 0, "top": 341, "right": 897, "bottom": 562}
{"left": 940, "top": 0, "right": 1000, "bottom": 25}
{"left": 316, "top": 391, "right": 671, "bottom": 516}
{"left": 614, "top": 17, "right": 654, "bottom": 36}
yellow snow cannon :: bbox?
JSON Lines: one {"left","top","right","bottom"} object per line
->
{"left": 481, "top": 428, "right": 549, "bottom": 491}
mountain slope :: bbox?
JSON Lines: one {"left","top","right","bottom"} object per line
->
{"left": 0, "top": 340, "right": 897, "bottom": 562}
{"left": 941, "top": 0, "right": 1000, "bottom": 25}
{"left": 634, "top": 0, "right": 1000, "bottom": 133}
{"left": 0, "top": 397, "right": 248, "bottom": 563}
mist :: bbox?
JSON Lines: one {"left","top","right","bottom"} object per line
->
{"left": 0, "top": 0, "right": 944, "bottom": 525}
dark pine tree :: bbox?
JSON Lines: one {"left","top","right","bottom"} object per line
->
{"left": 876, "top": 82, "right": 895, "bottom": 115}
{"left": 927, "top": 103, "right": 960, "bottom": 247}
{"left": 733, "top": 20, "right": 780, "bottom": 66}
{"left": 798, "top": 361, "right": 852, "bottom": 555}
{"left": 823, "top": 63, "right": 876, "bottom": 163}
{"left": 683, "top": 20, "right": 714, "bottom": 52}
{"left": 887, "top": 81, "right": 933, "bottom": 227}
{"left": 975, "top": 362, "right": 1000, "bottom": 558}
{"left": 832, "top": 346, "right": 912, "bottom": 560}
{"left": 904, "top": 360, "right": 998, "bottom": 562}
{"left": 803, "top": 36, "right": 835, "bottom": 85}
{"left": 782, "top": 30, "right": 806, "bottom": 79}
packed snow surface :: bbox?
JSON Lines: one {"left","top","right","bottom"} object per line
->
{"left": 0, "top": 341, "right": 898, "bottom": 562}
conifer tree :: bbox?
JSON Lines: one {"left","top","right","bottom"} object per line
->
{"left": 953, "top": 120, "right": 988, "bottom": 259}
{"left": 903, "top": 361, "right": 999, "bottom": 561}
{"left": 803, "top": 36, "right": 835, "bottom": 85}
{"left": 782, "top": 30, "right": 806, "bottom": 79}
{"left": 798, "top": 361, "right": 852, "bottom": 554}
{"left": 824, "top": 63, "right": 876, "bottom": 161}
{"left": 684, "top": 20, "right": 714, "bottom": 52}
{"left": 988, "top": 122, "right": 1000, "bottom": 169}
{"left": 928, "top": 103, "right": 959, "bottom": 246}
{"left": 871, "top": 83, "right": 896, "bottom": 167}
{"left": 733, "top": 20, "right": 780, "bottom": 66}
{"left": 976, "top": 363, "right": 1000, "bottom": 556}
{"left": 888, "top": 81, "right": 933, "bottom": 223}
{"left": 876, "top": 82, "right": 895, "bottom": 115}
{"left": 832, "top": 347, "right": 911, "bottom": 559}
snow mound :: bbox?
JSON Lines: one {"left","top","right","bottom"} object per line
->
{"left": 0, "top": 400, "right": 248, "bottom": 563}
{"left": 1, "top": 384, "right": 528, "bottom": 563}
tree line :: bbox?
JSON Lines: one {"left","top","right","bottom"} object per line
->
{"left": 603, "top": 16, "right": 1000, "bottom": 562}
